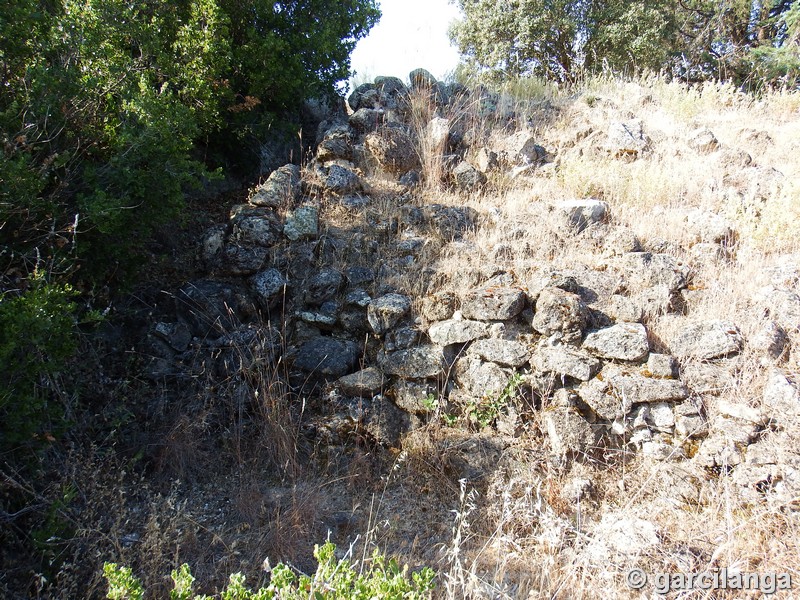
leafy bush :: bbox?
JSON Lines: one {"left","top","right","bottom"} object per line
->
{"left": 104, "top": 542, "right": 436, "bottom": 599}
{"left": 0, "top": 276, "right": 79, "bottom": 456}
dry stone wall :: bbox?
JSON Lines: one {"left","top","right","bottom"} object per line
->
{"left": 143, "top": 68, "right": 800, "bottom": 501}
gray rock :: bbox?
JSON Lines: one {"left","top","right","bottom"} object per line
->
{"left": 717, "top": 399, "right": 765, "bottom": 425}
{"left": 427, "top": 117, "right": 450, "bottom": 151}
{"left": 468, "top": 338, "right": 531, "bottom": 367}
{"left": 249, "top": 268, "right": 287, "bottom": 309}
{"left": 586, "top": 515, "right": 659, "bottom": 562}
{"left": 577, "top": 377, "right": 620, "bottom": 421}
{"left": 363, "top": 395, "right": 411, "bottom": 447}
{"left": 293, "top": 337, "right": 358, "bottom": 379}
{"left": 422, "top": 291, "right": 457, "bottom": 321}
{"left": 325, "top": 165, "right": 362, "bottom": 194}
{"left": 606, "top": 294, "right": 644, "bottom": 323}
{"left": 608, "top": 372, "right": 688, "bottom": 407}
{"left": 283, "top": 205, "right": 318, "bottom": 241}
{"left": 516, "top": 138, "right": 548, "bottom": 165}
{"left": 756, "top": 286, "right": 800, "bottom": 333}
{"left": 675, "top": 414, "right": 707, "bottom": 438}
{"left": 428, "top": 319, "right": 489, "bottom": 346}
{"left": 603, "top": 120, "right": 649, "bottom": 159}
{"left": 532, "top": 287, "right": 589, "bottom": 337}
{"left": 365, "top": 127, "right": 419, "bottom": 174}
{"left": 345, "top": 266, "right": 375, "bottom": 287}
{"left": 543, "top": 406, "right": 601, "bottom": 455}
{"left": 305, "top": 269, "right": 344, "bottom": 306}
{"left": 681, "top": 361, "right": 737, "bottom": 394}
{"left": 763, "top": 370, "right": 800, "bottom": 420}
{"left": 347, "top": 83, "right": 376, "bottom": 111}
{"left": 686, "top": 208, "right": 735, "bottom": 244}
{"left": 582, "top": 322, "right": 649, "bottom": 362}
{"left": 602, "top": 227, "right": 642, "bottom": 256}
{"left": 379, "top": 345, "right": 446, "bottom": 379}
{"left": 249, "top": 164, "right": 301, "bottom": 208}
{"left": 647, "top": 353, "right": 678, "bottom": 378}
{"left": 385, "top": 327, "right": 421, "bottom": 351}
{"left": 750, "top": 321, "right": 789, "bottom": 363}
{"left": 200, "top": 224, "right": 227, "bottom": 271}
{"left": 531, "top": 339, "right": 601, "bottom": 382}
{"left": 648, "top": 402, "right": 676, "bottom": 431}
{"left": 688, "top": 127, "right": 719, "bottom": 153}
{"left": 452, "top": 161, "right": 487, "bottom": 190}
{"left": 176, "top": 280, "right": 256, "bottom": 337}
{"left": 345, "top": 289, "right": 372, "bottom": 308}
{"left": 409, "top": 68, "right": 437, "bottom": 90}
{"left": 317, "top": 128, "right": 352, "bottom": 162}
{"left": 695, "top": 416, "right": 760, "bottom": 467}
{"left": 618, "top": 252, "right": 689, "bottom": 294}
{"left": 297, "top": 310, "right": 337, "bottom": 328}
{"left": 348, "top": 108, "right": 384, "bottom": 133}
{"left": 670, "top": 320, "right": 743, "bottom": 359}
{"left": 337, "top": 367, "right": 385, "bottom": 397}
{"left": 375, "top": 76, "right": 407, "bottom": 97}
{"left": 391, "top": 380, "right": 438, "bottom": 413}
{"left": 454, "top": 356, "right": 509, "bottom": 396}
{"left": 152, "top": 321, "right": 192, "bottom": 353}
{"left": 461, "top": 287, "right": 526, "bottom": 321}
{"left": 475, "top": 148, "right": 499, "bottom": 172}
{"left": 228, "top": 209, "right": 282, "bottom": 249}
{"left": 558, "top": 199, "right": 608, "bottom": 232}
{"left": 367, "top": 293, "right": 412, "bottom": 335}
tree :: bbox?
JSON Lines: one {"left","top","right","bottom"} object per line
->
{"left": 449, "top": 0, "right": 799, "bottom": 86}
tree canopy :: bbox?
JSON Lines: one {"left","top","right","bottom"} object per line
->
{"left": 450, "top": 0, "right": 799, "bottom": 86}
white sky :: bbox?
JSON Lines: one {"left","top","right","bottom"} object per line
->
{"left": 350, "top": 0, "right": 463, "bottom": 85}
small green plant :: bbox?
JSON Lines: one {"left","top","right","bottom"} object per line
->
{"left": 422, "top": 393, "right": 458, "bottom": 427}
{"left": 103, "top": 541, "right": 436, "bottom": 599}
{"left": 464, "top": 373, "right": 523, "bottom": 430}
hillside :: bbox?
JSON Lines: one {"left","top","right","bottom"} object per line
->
{"left": 3, "top": 70, "right": 800, "bottom": 599}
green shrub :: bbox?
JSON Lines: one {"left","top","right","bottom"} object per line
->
{"left": 103, "top": 542, "right": 436, "bottom": 599}
{"left": 0, "top": 276, "right": 79, "bottom": 456}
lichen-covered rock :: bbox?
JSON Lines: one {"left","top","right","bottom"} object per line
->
{"left": 452, "top": 161, "right": 487, "bottom": 190}
{"left": 336, "top": 367, "right": 385, "bottom": 398}
{"left": 249, "top": 268, "right": 287, "bottom": 309}
{"left": 422, "top": 291, "right": 457, "bottom": 321}
{"left": 364, "top": 127, "right": 419, "bottom": 174}
{"left": 305, "top": 269, "right": 344, "bottom": 306}
{"left": 428, "top": 319, "right": 489, "bottom": 346}
{"left": 461, "top": 287, "right": 526, "bottom": 321}
{"left": 249, "top": 164, "right": 300, "bottom": 208}
{"left": 577, "top": 377, "right": 619, "bottom": 421}
{"left": 391, "top": 380, "right": 438, "bottom": 414}
{"left": 646, "top": 353, "right": 677, "bottom": 378}
{"left": 293, "top": 337, "right": 358, "bottom": 379}
{"left": 379, "top": 345, "right": 446, "bottom": 379}
{"left": 531, "top": 339, "right": 601, "bottom": 381}
{"left": 283, "top": 205, "right": 318, "bottom": 241}
{"left": 532, "top": 287, "right": 588, "bottom": 337}
{"left": 607, "top": 372, "right": 688, "bottom": 409}
{"left": 367, "top": 293, "right": 412, "bottom": 335}
{"left": 454, "top": 356, "right": 509, "bottom": 396}
{"left": 750, "top": 321, "right": 789, "bottom": 363}
{"left": 325, "top": 165, "right": 362, "bottom": 194}
{"left": 427, "top": 117, "right": 450, "bottom": 151}
{"left": 606, "top": 294, "right": 644, "bottom": 323}
{"left": 317, "top": 128, "right": 352, "bottom": 162}
{"left": 582, "top": 322, "right": 649, "bottom": 362}
{"left": 349, "top": 108, "right": 384, "bottom": 133}
{"left": 409, "top": 67, "right": 437, "bottom": 90}
{"left": 617, "top": 252, "right": 689, "bottom": 294}
{"left": 347, "top": 83, "right": 376, "bottom": 112}
{"left": 467, "top": 338, "right": 530, "bottom": 367}
{"left": 670, "top": 320, "right": 743, "bottom": 359}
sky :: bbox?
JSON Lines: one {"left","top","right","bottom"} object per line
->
{"left": 349, "top": 0, "right": 463, "bottom": 85}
